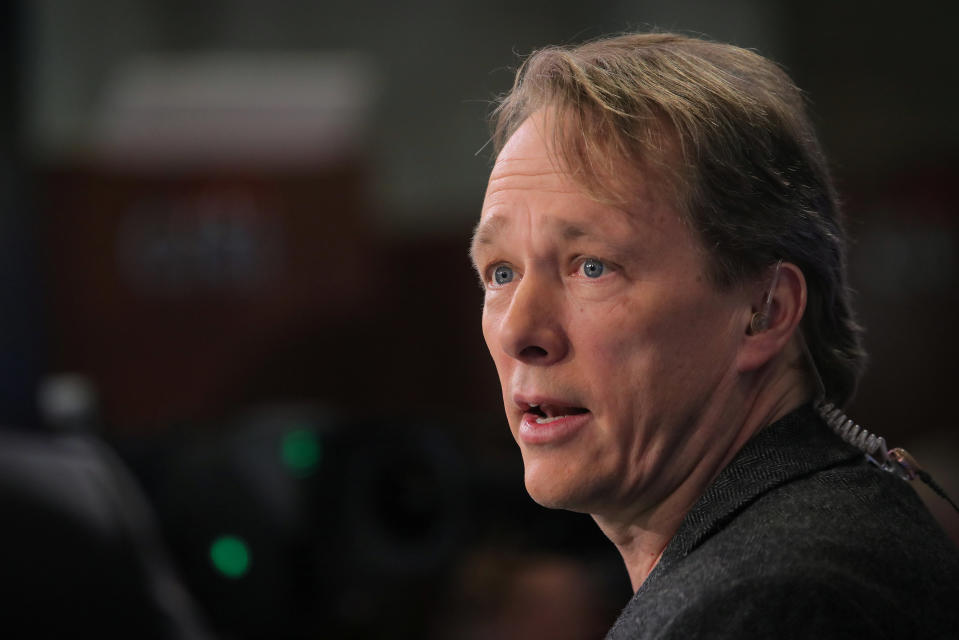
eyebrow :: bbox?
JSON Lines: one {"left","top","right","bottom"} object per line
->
{"left": 471, "top": 216, "right": 508, "bottom": 249}
{"left": 470, "top": 215, "right": 599, "bottom": 260}
{"left": 559, "top": 222, "right": 590, "bottom": 241}
{"left": 469, "top": 215, "right": 508, "bottom": 267}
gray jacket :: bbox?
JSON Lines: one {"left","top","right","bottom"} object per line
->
{"left": 607, "top": 405, "right": 959, "bottom": 639}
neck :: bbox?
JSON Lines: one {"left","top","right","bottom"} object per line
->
{"left": 592, "top": 506, "right": 682, "bottom": 591}
{"left": 595, "top": 344, "right": 811, "bottom": 591}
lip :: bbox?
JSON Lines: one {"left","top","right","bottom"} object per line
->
{"left": 513, "top": 393, "right": 591, "bottom": 445}
{"left": 518, "top": 411, "right": 591, "bottom": 445}
{"left": 513, "top": 393, "right": 585, "bottom": 412}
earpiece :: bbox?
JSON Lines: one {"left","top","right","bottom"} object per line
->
{"left": 749, "top": 310, "right": 769, "bottom": 334}
{"left": 748, "top": 259, "right": 783, "bottom": 335}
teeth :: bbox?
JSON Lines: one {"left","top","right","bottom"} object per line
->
{"left": 529, "top": 403, "right": 539, "bottom": 408}
{"left": 535, "top": 415, "right": 565, "bottom": 424}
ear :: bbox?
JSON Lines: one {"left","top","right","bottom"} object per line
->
{"left": 735, "top": 261, "right": 807, "bottom": 373}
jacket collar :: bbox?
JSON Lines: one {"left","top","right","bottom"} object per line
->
{"left": 641, "top": 404, "right": 862, "bottom": 591}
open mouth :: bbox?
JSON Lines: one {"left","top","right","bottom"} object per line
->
{"left": 526, "top": 403, "right": 590, "bottom": 424}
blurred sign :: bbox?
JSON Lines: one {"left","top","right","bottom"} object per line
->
{"left": 41, "top": 166, "right": 375, "bottom": 432}
{"left": 92, "top": 52, "right": 376, "bottom": 169}
{"left": 116, "top": 189, "right": 282, "bottom": 296}
{"left": 38, "top": 53, "right": 380, "bottom": 432}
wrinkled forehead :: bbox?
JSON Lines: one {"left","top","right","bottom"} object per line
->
{"left": 477, "top": 117, "right": 606, "bottom": 244}
{"left": 499, "top": 110, "right": 682, "bottom": 215}
{"left": 485, "top": 115, "right": 575, "bottom": 196}
{"left": 472, "top": 115, "right": 695, "bottom": 268}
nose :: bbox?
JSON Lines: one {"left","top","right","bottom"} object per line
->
{"left": 497, "top": 273, "right": 569, "bottom": 365}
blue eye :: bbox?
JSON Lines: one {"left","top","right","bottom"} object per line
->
{"left": 492, "top": 264, "right": 514, "bottom": 285}
{"left": 582, "top": 258, "right": 605, "bottom": 278}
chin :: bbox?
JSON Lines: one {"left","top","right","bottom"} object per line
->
{"left": 523, "top": 462, "right": 595, "bottom": 514}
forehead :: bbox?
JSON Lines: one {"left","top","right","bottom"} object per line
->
{"left": 484, "top": 113, "right": 643, "bottom": 204}
{"left": 473, "top": 114, "right": 678, "bottom": 255}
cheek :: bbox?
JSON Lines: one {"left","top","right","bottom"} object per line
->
{"left": 570, "top": 294, "right": 726, "bottom": 400}
{"left": 569, "top": 310, "right": 654, "bottom": 413}
{"left": 481, "top": 310, "right": 513, "bottom": 382}
{"left": 481, "top": 305, "right": 501, "bottom": 357}
{"left": 571, "top": 301, "right": 651, "bottom": 362}
{"left": 481, "top": 309, "right": 493, "bottom": 350}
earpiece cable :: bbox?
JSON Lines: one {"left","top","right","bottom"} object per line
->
{"left": 815, "top": 399, "right": 959, "bottom": 515}
{"left": 776, "top": 262, "right": 959, "bottom": 515}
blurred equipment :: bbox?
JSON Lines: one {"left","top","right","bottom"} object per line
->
{"left": 0, "top": 426, "right": 212, "bottom": 638}
{"left": 137, "top": 406, "right": 468, "bottom": 638}
{"left": 36, "top": 372, "right": 99, "bottom": 433}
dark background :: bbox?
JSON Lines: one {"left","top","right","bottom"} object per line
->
{"left": 2, "top": 1, "right": 957, "bottom": 638}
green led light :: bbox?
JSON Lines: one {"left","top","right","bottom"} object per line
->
{"left": 280, "top": 427, "right": 321, "bottom": 477}
{"left": 210, "top": 535, "right": 250, "bottom": 579}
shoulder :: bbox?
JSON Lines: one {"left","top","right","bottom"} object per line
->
{"left": 609, "top": 570, "right": 883, "bottom": 640}
{"left": 608, "top": 462, "right": 959, "bottom": 640}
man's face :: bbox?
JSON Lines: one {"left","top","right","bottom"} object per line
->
{"left": 471, "top": 115, "right": 750, "bottom": 522}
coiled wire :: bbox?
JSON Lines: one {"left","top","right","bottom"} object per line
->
{"left": 816, "top": 400, "right": 888, "bottom": 461}
{"left": 816, "top": 400, "right": 959, "bottom": 516}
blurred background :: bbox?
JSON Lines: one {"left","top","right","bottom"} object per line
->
{"left": 1, "top": 0, "right": 957, "bottom": 637}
